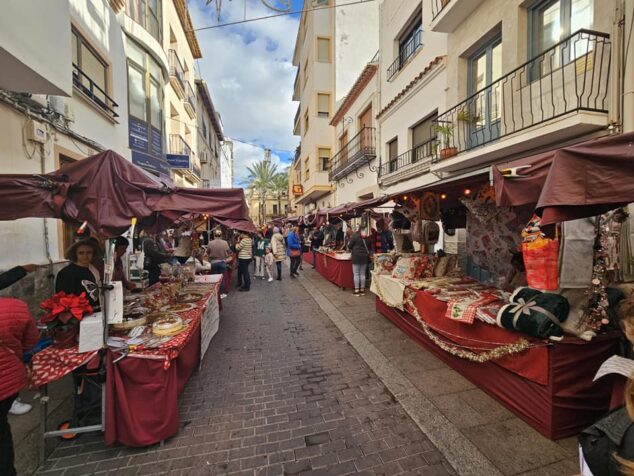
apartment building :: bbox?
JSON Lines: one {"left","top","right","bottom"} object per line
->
{"left": 291, "top": 0, "right": 379, "bottom": 216}
{"left": 0, "top": 0, "right": 129, "bottom": 283}
{"left": 247, "top": 189, "right": 290, "bottom": 226}
{"left": 196, "top": 79, "right": 224, "bottom": 188}
{"left": 375, "top": 0, "right": 448, "bottom": 195}
{"left": 220, "top": 139, "right": 234, "bottom": 188}
{"left": 428, "top": 0, "right": 620, "bottom": 178}
{"left": 163, "top": 0, "right": 203, "bottom": 187}
{"left": 329, "top": 55, "right": 380, "bottom": 204}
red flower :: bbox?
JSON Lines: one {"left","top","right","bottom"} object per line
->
{"left": 40, "top": 291, "right": 93, "bottom": 327}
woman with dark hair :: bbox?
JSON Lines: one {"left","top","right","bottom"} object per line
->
{"left": 55, "top": 239, "right": 102, "bottom": 308}
{"left": 112, "top": 236, "right": 135, "bottom": 291}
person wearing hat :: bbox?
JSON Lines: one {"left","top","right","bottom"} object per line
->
{"left": 207, "top": 229, "right": 231, "bottom": 296}
{"left": 55, "top": 239, "right": 102, "bottom": 308}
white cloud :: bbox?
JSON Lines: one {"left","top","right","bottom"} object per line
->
{"left": 230, "top": 140, "right": 285, "bottom": 187}
{"left": 189, "top": 0, "right": 299, "bottom": 156}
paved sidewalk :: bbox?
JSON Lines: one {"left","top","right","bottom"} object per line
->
{"left": 297, "top": 266, "right": 580, "bottom": 476}
{"left": 38, "top": 270, "right": 455, "bottom": 476}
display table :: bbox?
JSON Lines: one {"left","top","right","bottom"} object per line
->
{"left": 375, "top": 293, "right": 622, "bottom": 440}
{"left": 32, "top": 281, "right": 221, "bottom": 447}
{"left": 303, "top": 251, "right": 314, "bottom": 266}
{"left": 313, "top": 250, "right": 355, "bottom": 289}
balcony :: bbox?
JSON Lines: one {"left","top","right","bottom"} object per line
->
{"left": 430, "top": 0, "right": 485, "bottom": 33}
{"left": 184, "top": 81, "right": 196, "bottom": 119}
{"left": 329, "top": 127, "right": 376, "bottom": 181}
{"left": 378, "top": 138, "right": 435, "bottom": 185}
{"left": 72, "top": 63, "right": 119, "bottom": 119}
{"left": 168, "top": 49, "right": 185, "bottom": 99}
{"left": 293, "top": 68, "right": 300, "bottom": 101}
{"left": 293, "top": 105, "right": 301, "bottom": 136}
{"left": 386, "top": 30, "right": 422, "bottom": 82}
{"left": 432, "top": 30, "right": 611, "bottom": 173}
{"left": 168, "top": 134, "right": 191, "bottom": 159}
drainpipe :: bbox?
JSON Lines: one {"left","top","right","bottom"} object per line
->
{"left": 623, "top": 0, "right": 634, "bottom": 132}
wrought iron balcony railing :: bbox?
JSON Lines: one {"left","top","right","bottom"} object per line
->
{"left": 184, "top": 80, "right": 196, "bottom": 117}
{"left": 168, "top": 134, "right": 191, "bottom": 157}
{"left": 378, "top": 138, "right": 436, "bottom": 178}
{"left": 168, "top": 49, "right": 185, "bottom": 97}
{"left": 431, "top": 0, "right": 452, "bottom": 21}
{"left": 432, "top": 29, "right": 610, "bottom": 162}
{"left": 386, "top": 29, "right": 423, "bottom": 82}
{"left": 72, "top": 64, "right": 119, "bottom": 118}
{"left": 329, "top": 127, "right": 376, "bottom": 181}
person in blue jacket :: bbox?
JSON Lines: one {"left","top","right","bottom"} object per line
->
{"left": 286, "top": 226, "right": 302, "bottom": 278}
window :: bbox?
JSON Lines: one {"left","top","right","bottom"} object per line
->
{"left": 467, "top": 37, "right": 502, "bottom": 146}
{"left": 318, "top": 148, "right": 330, "bottom": 171}
{"left": 388, "top": 138, "right": 398, "bottom": 173}
{"left": 530, "top": 0, "right": 593, "bottom": 72}
{"left": 127, "top": 39, "right": 164, "bottom": 154}
{"left": 126, "top": 0, "right": 162, "bottom": 43}
{"left": 71, "top": 28, "right": 112, "bottom": 114}
{"left": 317, "top": 37, "right": 331, "bottom": 62}
{"left": 317, "top": 93, "right": 330, "bottom": 117}
{"left": 387, "top": 12, "right": 423, "bottom": 80}
{"left": 411, "top": 114, "right": 437, "bottom": 162}
{"left": 273, "top": 204, "right": 279, "bottom": 215}
{"left": 531, "top": 0, "right": 593, "bottom": 55}
{"left": 304, "top": 157, "right": 310, "bottom": 180}
{"left": 304, "top": 111, "right": 309, "bottom": 133}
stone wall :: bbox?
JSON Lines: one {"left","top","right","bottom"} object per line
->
{"left": 0, "top": 262, "right": 67, "bottom": 315}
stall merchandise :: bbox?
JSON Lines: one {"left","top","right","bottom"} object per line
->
{"left": 32, "top": 279, "right": 221, "bottom": 447}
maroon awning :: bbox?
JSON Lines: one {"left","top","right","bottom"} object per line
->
{"left": 0, "top": 150, "right": 254, "bottom": 237}
{"left": 494, "top": 132, "right": 634, "bottom": 224}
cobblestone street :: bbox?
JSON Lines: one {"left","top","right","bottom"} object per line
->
{"left": 39, "top": 267, "right": 455, "bottom": 476}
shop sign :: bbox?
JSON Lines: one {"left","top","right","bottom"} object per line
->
{"left": 131, "top": 150, "right": 170, "bottom": 176}
{"left": 129, "top": 117, "right": 148, "bottom": 152}
{"left": 166, "top": 153, "right": 190, "bottom": 169}
{"left": 292, "top": 184, "right": 303, "bottom": 196}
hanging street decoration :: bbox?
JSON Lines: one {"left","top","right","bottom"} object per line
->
{"left": 205, "top": 0, "right": 292, "bottom": 22}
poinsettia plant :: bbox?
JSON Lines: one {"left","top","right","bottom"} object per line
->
{"left": 40, "top": 291, "right": 93, "bottom": 330}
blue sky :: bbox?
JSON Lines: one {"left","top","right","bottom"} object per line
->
{"left": 189, "top": 0, "right": 305, "bottom": 186}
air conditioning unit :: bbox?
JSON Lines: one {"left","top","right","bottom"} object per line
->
{"left": 199, "top": 152, "right": 208, "bottom": 163}
{"left": 48, "top": 96, "right": 67, "bottom": 118}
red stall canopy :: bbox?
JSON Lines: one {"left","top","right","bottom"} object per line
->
{"left": 0, "top": 150, "right": 254, "bottom": 236}
{"left": 494, "top": 132, "right": 634, "bottom": 224}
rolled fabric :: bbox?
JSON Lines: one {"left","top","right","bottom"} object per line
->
{"left": 497, "top": 287, "right": 569, "bottom": 340}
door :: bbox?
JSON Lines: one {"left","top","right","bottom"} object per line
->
{"left": 358, "top": 106, "right": 373, "bottom": 154}
{"left": 339, "top": 130, "right": 349, "bottom": 165}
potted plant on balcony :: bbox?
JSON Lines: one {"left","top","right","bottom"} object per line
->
{"left": 433, "top": 123, "right": 457, "bottom": 160}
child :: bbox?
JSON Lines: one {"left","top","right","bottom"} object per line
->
{"left": 264, "top": 246, "right": 275, "bottom": 282}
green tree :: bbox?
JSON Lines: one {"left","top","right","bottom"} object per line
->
{"left": 246, "top": 160, "right": 279, "bottom": 225}
{"left": 271, "top": 172, "right": 289, "bottom": 217}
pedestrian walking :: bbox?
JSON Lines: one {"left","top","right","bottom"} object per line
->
{"left": 0, "top": 296, "right": 39, "bottom": 476}
{"left": 287, "top": 226, "right": 302, "bottom": 277}
{"left": 347, "top": 227, "right": 372, "bottom": 296}
{"left": 271, "top": 227, "right": 286, "bottom": 280}
{"left": 310, "top": 226, "right": 324, "bottom": 269}
{"left": 254, "top": 231, "right": 268, "bottom": 280}
{"left": 207, "top": 229, "right": 231, "bottom": 297}
{"left": 236, "top": 232, "right": 253, "bottom": 292}
{"left": 264, "top": 246, "right": 275, "bottom": 282}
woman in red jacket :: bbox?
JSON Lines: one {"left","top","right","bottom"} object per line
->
{"left": 0, "top": 297, "right": 39, "bottom": 476}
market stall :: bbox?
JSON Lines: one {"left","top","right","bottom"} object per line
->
{"left": 313, "top": 250, "right": 355, "bottom": 290}
{"left": 0, "top": 150, "right": 253, "bottom": 455}
{"left": 368, "top": 138, "right": 634, "bottom": 439}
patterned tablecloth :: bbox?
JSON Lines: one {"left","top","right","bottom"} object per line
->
{"left": 31, "top": 282, "right": 219, "bottom": 387}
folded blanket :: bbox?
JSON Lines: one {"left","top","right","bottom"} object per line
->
{"left": 497, "top": 287, "right": 569, "bottom": 340}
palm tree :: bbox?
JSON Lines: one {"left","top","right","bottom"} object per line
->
{"left": 271, "top": 173, "right": 289, "bottom": 217}
{"left": 246, "top": 160, "right": 278, "bottom": 225}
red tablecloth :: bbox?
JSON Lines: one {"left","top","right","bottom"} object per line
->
{"left": 303, "top": 251, "right": 314, "bottom": 266}
{"left": 376, "top": 297, "right": 622, "bottom": 439}
{"left": 31, "top": 282, "right": 219, "bottom": 447}
{"left": 314, "top": 251, "right": 355, "bottom": 289}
